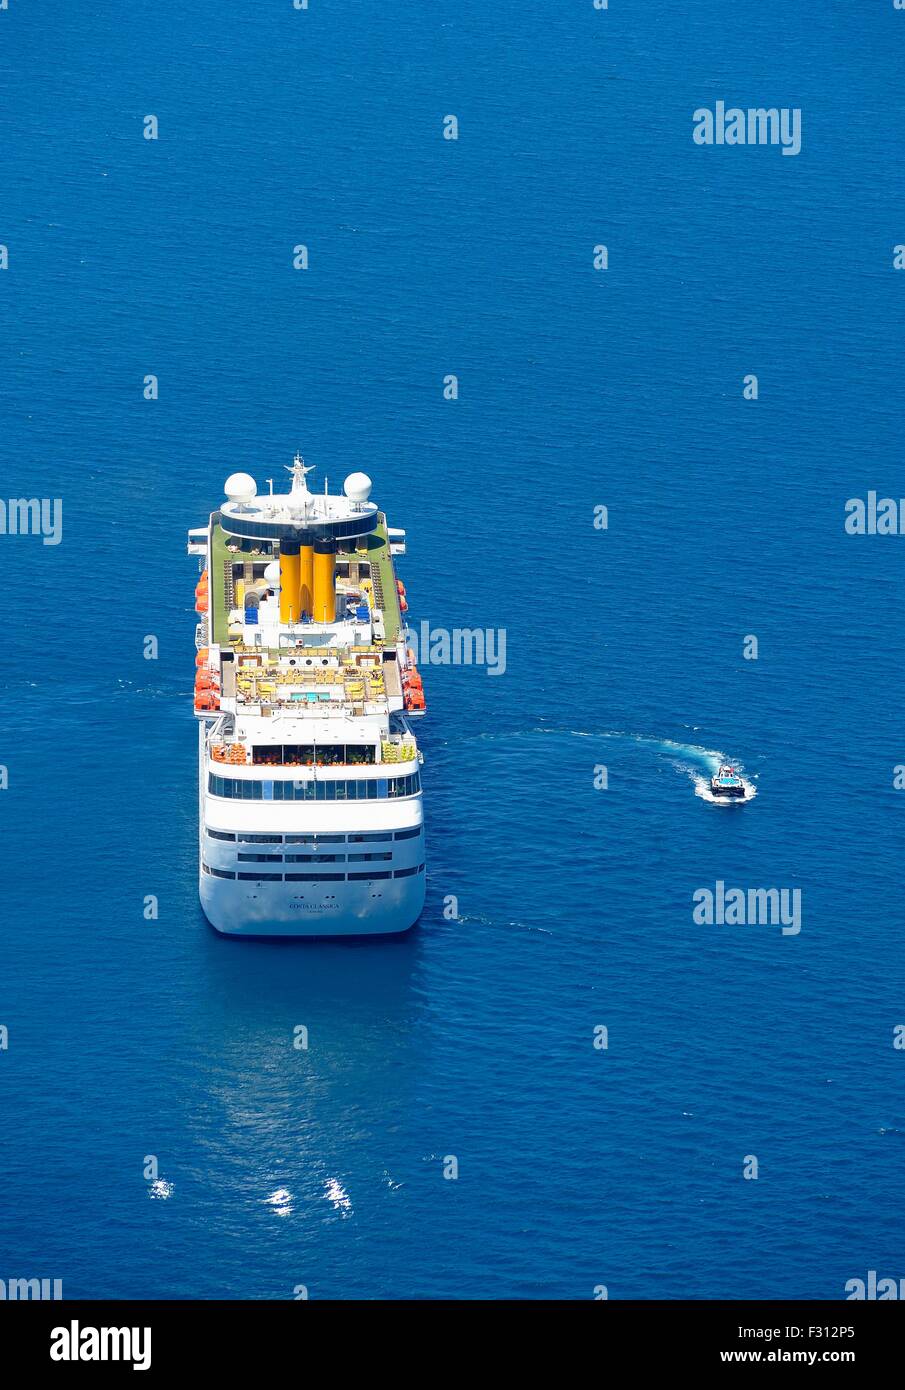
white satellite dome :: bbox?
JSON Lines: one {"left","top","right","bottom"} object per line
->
{"left": 344, "top": 471, "right": 372, "bottom": 502}
{"left": 224, "top": 472, "right": 257, "bottom": 502}
{"left": 263, "top": 561, "right": 281, "bottom": 586}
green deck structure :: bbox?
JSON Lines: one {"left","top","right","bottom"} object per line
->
{"left": 209, "top": 517, "right": 232, "bottom": 647}
{"left": 365, "top": 514, "right": 402, "bottom": 643}
{"left": 207, "top": 512, "right": 402, "bottom": 648}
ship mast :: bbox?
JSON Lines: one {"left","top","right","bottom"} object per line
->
{"left": 287, "top": 452, "right": 315, "bottom": 495}
{"left": 286, "top": 452, "right": 315, "bottom": 522}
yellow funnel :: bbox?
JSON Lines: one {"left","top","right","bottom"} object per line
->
{"left": 312, "top": 540, "right": 336, "bottom": 623}
{"left": 299, "top": 543, "right": 314, "bottom": 617}
{"left": 279, "top": 545, "right": 300, "bottom": 624}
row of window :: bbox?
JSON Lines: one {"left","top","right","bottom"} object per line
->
{"left": 207, "top": 773, "right": 421, "bottom": 801}
{"left": 203, "top": 863, "right": 425, "bottom": 883}
{"left": 206, "top": 827, "right": 422, "bottom": 844}
{"left": 236, "top": 851, "right": 392, "bottom": 864}
{"left": 252, "top": 745, "right": 377, "bottom": 767}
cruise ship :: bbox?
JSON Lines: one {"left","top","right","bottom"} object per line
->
{"left": 187, "top": 457, "right": 426, "bottom": 937}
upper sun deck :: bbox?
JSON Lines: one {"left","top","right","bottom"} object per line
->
{"left": 221, "top": 644, "right": 402, "bottom": 718}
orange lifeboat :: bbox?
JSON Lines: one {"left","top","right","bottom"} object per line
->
{"left": 211, "top": 742, "right": 244, "bottom": 762}
{"left": 195, "top": 648, "right": 209, "bottom": 668}
{"left": 194, "top": 691, "right": 219, "bottom": 712}
{"left": 399, "top": 595, "right": 408, "bottom": 613}
{"left": 396, "top": 579, "right": 406, "bottom": 595}
{"left": 195, "top": 671, "right": 218, "bottom": 692}
{"left": 403, "top": 671, "right": 423, "bottom": 692}
{"left": 194, "top": 571, "right": 209, "bottom": 611}
{"left": 404, "top": 688, "right": 425, "bottom": 712}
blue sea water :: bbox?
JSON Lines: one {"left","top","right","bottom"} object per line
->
{"left": 0, "top": 1, "right": 903, "bottom": 1299}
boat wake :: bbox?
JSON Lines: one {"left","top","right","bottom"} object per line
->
{"left": 445, "top": 726, "right": 758, "bottom": 802}
{"left": 661, "top": 741, "right": 757, "bottom": 804}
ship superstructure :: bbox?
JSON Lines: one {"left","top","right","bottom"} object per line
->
{"left": 188, "top": 458, "right": 426, "bottom": 936}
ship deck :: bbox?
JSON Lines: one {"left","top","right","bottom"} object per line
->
{"left": 228, "top": 648, "right": 395, "bottom": 716}
{"left": 207, "top": 513, "right": 402, "bottom": 649}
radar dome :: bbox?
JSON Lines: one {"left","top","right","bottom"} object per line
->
{"left": 344, "top": 472, "right": 372, "bottom": 502}
{"left": 224, "top": 472, "right": 257, "bottom": 502}
{"left": 263, "top": 561, "right": 281, "bottom": 586}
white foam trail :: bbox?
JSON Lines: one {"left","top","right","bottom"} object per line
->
{"left": 446, "top": 726, "right": 757, "bottom": 800}
{"left": 612, "top": 734, "right": 758, "bottom": 802}
{"left": 455, "top": 911, "right": 552, "bottom": 936}
{"left": 529, "top": 728, "right": 731, "bottom": 768}
{"left": 652, "top": 739, "right": 757, "bottom": 801}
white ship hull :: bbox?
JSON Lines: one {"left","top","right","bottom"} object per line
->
{"left": 200, "top": 870, "right": 425, "bottom": 938}
{"left": 198, "top": 727, "right": 425, "bottom": 938}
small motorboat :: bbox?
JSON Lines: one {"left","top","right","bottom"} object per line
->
{"left": 710, "top": 764, "right": 746, "bottom": 799}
